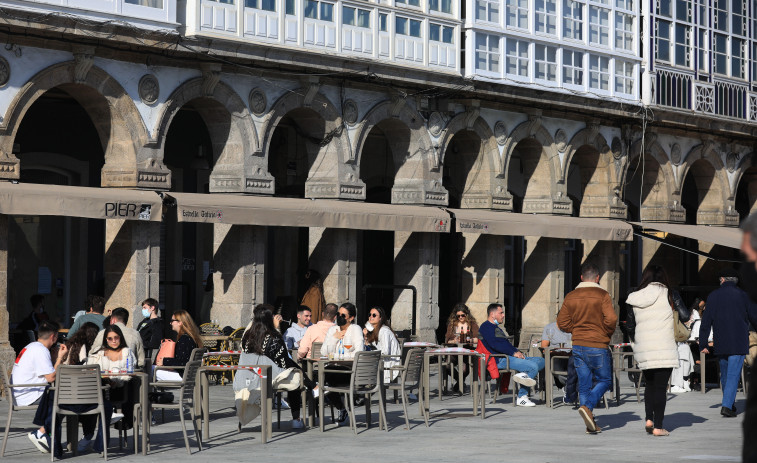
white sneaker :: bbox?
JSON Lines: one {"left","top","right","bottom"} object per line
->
{"left": 77, "top": 436, "right": 94, "bottom": 453}
{"left": 291, "top": 418, "right": 305, "bottom": 429}
{"left": 312, "top": 386, "right": 320, "bottom": 399}
{"left": 110, "top": 412, "right": 124, "bottom": 425}
{"left": 28, "top": 431, "right": 49, "bottom": 453}
{"left": 670, "top": 386, "right": 688, "bottom": 393}
{"left": 513, "top": 372, "right": 536, "bottom": 388}
{"left": 279, "top": 399, "right": 290, "bottom": 410}
{"left": 516, "top": 396, "right": 536, "bottom": 407}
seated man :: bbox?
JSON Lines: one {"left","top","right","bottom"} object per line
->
{"left": 479, "top": 303, "right": 545, "bottom": 407}
{"left": 541, "top": 321, "right": 577, "bottom": 405}
{"left": 297, "top": 303, "right": 337, "bottom": 359}
{"left": 11, "top": 320, "right": 67, "bottom": 454}
{"left": 284, "top": 305, "right": 312, "bottom": 349}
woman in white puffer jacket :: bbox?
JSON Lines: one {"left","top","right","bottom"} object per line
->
{"left": 626, "top": 265, "right": 678, "bottom": 437}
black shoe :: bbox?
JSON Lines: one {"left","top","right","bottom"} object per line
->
{"left": 114, "top": 420, "right": 133, "bottom": 431}
{"left": 721, "top": 406, "right": 737, "bottom": 417}
{"left": 353, "top": 397, "right": 365, "bottom": 407}
{"left": 333, "top": 409, "right": 348, "bottom": 426}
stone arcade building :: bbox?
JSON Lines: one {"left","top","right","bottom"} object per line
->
{"left": 0, "top": 0, "right": 755, "bottom": 365}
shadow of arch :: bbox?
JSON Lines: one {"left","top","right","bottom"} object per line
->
{"left": 563, "top": 128, "right": 622, "bottom": 217}
{"left": 1, "top": 62, "right": 148, "bottom": 178}
{"left": 622, "top": 140, "right": 674, "bottom": 221}
{"left": 502, "top": 119, "right": 558, "bottom": 213}
{"left": 735, "top": 161, "right": 757, "bottom": 220}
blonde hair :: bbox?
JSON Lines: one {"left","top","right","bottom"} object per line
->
{"left": 172, "top": 310, "right": 203, "bottom": 348}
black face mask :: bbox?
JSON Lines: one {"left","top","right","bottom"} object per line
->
{"left": 336, "top": 314, "right": 347, "bottom": 326}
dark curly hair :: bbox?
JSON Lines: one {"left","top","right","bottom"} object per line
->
{"left": 242, "top": 304, "right": 282, "bottom": 354}
{"left": 64, "top": 322, "right": 99, "bottom": 365}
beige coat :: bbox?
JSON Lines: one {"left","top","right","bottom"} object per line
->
{"left": 626, "top": 283, "right": 678, "bottom": 370}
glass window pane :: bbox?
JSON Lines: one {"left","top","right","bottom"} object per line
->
{"left": 442, "top": 26, "right": 453, "bottom": 43}
{"left": 409, "top": 19, "right": 421, "bottom": 37}
{"left": 430, "top": 23, "right": 441, "bottom": 41}
{"left": 342, "top": 6, "right": 354, "bottom": 25}
{"left": 304, "top": 0, "right": 317, "bottom": 18}
{"left": 396, "top": 16, "right": 407, "bottom": 34}
{"left": 260, "top": 0, "right": 275, "bottom": 10}
{"left": 379, "top": 13, "right": 387, "bottom": 31}
{"left": 285, "top": 0, "right": 295, "bottom": 14}
{"left": 429, "top": 0, "right": 439, "bottom": 9}
{"left": 442, "top": 0, "right": 452, "bottom": 12}
{"left": 357, "top": 10, "right": 370, "bottom": 27}
{"left": 320, "top": 2, "right": 333, "bottom": 21}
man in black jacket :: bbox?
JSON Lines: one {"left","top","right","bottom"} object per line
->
{"left": 739, "top": 213, "right": 757, "bottom": 462}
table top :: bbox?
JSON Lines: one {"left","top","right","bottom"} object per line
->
{"left": 201, "top": 334, "right": 229, "bottom": 340}
{"left": 425, "top": 347, "right": 481, "bottom": 355}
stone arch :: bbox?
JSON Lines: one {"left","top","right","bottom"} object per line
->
{"left": 155, "top": 77, "right": 265, "bottom": 193}
{"left": 0, "top": 61, "right": 154, "bottom": 187}
{"left": 734, "top": 153, "right": 757, "bottom": 219}
{"left": 437, "top": 114, "right": 503, "bottom": 209}
{"left": 623, "top": 138, "right": 680, "bottom": 222}
{"left": 353, "top": 100, "right": 445, "bottom": 205}
{"left": 502, "top": 117, "right": 565, "bottom": 214}
{"left": 563, "top": 127, "right": 625, "bottom": 218}
{"left": 679, "top": 143, "right": 736, "bottom": 225}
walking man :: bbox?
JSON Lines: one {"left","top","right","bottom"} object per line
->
{"left": 699, "top": 267, "right": 757, "bottom": 418}
{"left": 557, "top": 262, "right": 617, "bottom": 434}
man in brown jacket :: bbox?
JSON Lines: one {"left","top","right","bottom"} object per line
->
{"left": 557, "top": 262, "right": 617, "bottom": 434}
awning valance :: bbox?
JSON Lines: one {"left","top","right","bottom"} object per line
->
{"left": 0, "top": 182, "right": 162, "bottom": 221}
{"left": 167, "top": 193, "right": 450, "bottom": 233}
{"left": 630, "top": 222, "right": 742, "bottom": 249}
{"left": 449, "top": 208, "right": 633, "bottom": 241}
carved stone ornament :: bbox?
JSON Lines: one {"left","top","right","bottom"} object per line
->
{"left": 494, "top": 121, "right": 507, "bottom": 145}
{"left": 249, "top": 88, "right": 267, "bottom": 116}
{"left": 726, "top": 152, "right": 739, "bottom": 172}
{"left": 428, "top": 112, "right": 444, "bottom": 137}
{"left": 0, "top": 56, "right": 9, "bottom": 87}
{"left": 138, "top": 74, "right": 159, "bottom": 104}
{"left": 554, "top": 129, "right": 568, "bottom": 153}
{"left": 342, "top": 99, "right": 358, "bottom": 126}
{"left": 670, "top": 143, "right": 682, "bottom": 165}
{"left": 611, "top": 137, "right": 623, "bottom": 159}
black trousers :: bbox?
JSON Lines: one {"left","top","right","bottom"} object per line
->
{"left": 643, "top": 367, "right": 672, "bottom": 429}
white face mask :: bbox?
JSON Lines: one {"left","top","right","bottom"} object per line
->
{"left": 142, "top": 308, "right": 151, "bottom": 318}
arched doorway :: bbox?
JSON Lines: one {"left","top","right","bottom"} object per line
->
{"left": 9, "top": 86, "right": 105, "bottom": 341}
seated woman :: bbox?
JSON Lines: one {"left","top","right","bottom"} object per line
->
{"left": 444, "top": 303, "right": 479, "bottom": 391}
{"left": 61, "top": 322, "right": 100, "bottom": 365}
{"left": 241, "top": 304, "right": 318, "bottom": 429}
{"left": 81, "top": 325, "right": 136, "bottom": 453}
{"left": 363, "top": 306, "right": 401, "bottom": 383}
{"left": 320, "top": 302, "right": 365, "bottom": 425}
{"left": 154, "top": 310, "right": 203, "bottom": 382}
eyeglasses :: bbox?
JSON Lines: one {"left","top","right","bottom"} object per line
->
{"left": 369, "top": 313, "right": 379, "bottom": 318}
{"left": 456, "top": 314, "right": 466, "bottom": 319}
{"left": 170, "top": 319, "right": 179, "bottom": 323}
{"left": 106, "top": 336, "right": 120, "bottom": 341}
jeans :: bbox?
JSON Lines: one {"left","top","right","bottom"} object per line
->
{"left": 572, "top": 345, "right": 612, "bottom": 411}
{"left": 719, "top": 354, "right": 745, "bottom": 409}
{"left": 496, "top": 356, "right": 545, "bottom": 397}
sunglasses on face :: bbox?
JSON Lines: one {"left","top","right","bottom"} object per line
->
{"left": 106, "top": 336, "right": 120, "bottom": 341}
{"left": 170, "top": 319, "right": 179, "bottom": 323}
{"left": 457, "top": 314, "right": 466, "bottom": 318}
{"left": 369, "top": 313, "right": 379, "bottom": 318}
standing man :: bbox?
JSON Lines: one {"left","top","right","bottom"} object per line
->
{"left": 699, "top": 267, "right": 757, "bottom": 418}
{"left": 284, "top": 305, "right": 312, "bottom": 349}
{"left": 557, "top": 262, "right": 617, "bottom": 434}
{"left": 68, "top": 295, "right": 106, "bottom": 335}
{"left": 479, "top": 303, "right": 545, "bottom": 407}
{"left": 739, "top": 212, "right": 757, "bottom": 463}
{"left": 298, "top": 303, "right": 337, "bottom": 359}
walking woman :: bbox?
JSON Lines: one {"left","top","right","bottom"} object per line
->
{"left": 626, "top": 265, "right": 679, "bottom": 436}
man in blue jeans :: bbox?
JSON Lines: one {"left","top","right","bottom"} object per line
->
{"left": 699, "top": 267, "right": 757, "bottom": 418}
{"left": 557, "top": 262, "right": 617, "bottom": 434}
{"left": 479, "top": 303, "right": 545, "bottom": 407}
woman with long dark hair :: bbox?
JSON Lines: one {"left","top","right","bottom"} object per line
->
{"left": 155, "top": 309, "right": 202, "bottom": 381}
{"left": 444, "top": 303, "right": 479, "bottom": 391}
{"left": 62, "top": 322, "right": 100, "bottom": 365}
{"left": 242, "top": 304, "right": 318, "bottom": 429}
{"left": 626, "top": 265, "right": 678, "bottom": 436}
{"left": 364, "top": 306, "right": 401, "bottom": 382}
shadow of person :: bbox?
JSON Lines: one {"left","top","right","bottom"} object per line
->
{"left": 658, "top": 412, "right": 707, "bottom": 431}
{"left": 595, "top": 411, "right": 641, "bottom": 431}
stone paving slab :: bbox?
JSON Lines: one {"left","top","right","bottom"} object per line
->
{"left": 0, "top": 375, "right": 744, "bottom": 463}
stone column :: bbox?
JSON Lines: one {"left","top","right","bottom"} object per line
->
{"left": 460, "top": 233, "right": 506, "bottom": 323}
{"left": 394, "top": 232, "right": 440, "bottom": 342}
{"left": 212, "top": 224, "right": 267, "bottom": 328}
{"left": 582, "top": 239, "right": 623, "bottom": 341}
{"left": 309, "top": 227, "right": 358, "bottom": 308}
{"left": 104, "top": 220, "right": 160, "bottom": 329}
{"left": 0, "top": 215, "right": 14, "bottom": 368}
{"left": 640, "top": 235, "right": 682, "bottom": 284}
{"left": 521, "top": 237, "right": 564, "bottom": 344}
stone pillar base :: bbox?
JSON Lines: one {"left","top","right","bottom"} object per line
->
{"left": 394, "top": 232, "right": 440, "bottom": 343}
{"left": 309, "top": 228, "right": 358, "bottom": 308}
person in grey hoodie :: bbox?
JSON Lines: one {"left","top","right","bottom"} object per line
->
{"left": 626, "top": 265, "right": 678, "bottom": 437}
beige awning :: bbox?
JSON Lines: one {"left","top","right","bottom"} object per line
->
{"left": 167, "top": 192, "right": 450, "bottom": 233}
{"left": 449, "top": 208, "right": 633, "bottom": 241}
{"left": 0, "top": 182, "right": 162, "bottom": 221}
{"left": 631, "top": 221, "right": 742, "bottom": 249}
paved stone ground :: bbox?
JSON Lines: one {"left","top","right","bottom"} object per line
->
{"left": 0, "top": 373, "right": 744, "bottom": 463}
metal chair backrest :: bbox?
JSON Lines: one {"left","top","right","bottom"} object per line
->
{"left": 402, "top": 348, "right": 425, "bottom": 386}
{"left": 55, "top": 365, "right": 103, "bottom": 406}
{"left": 190, "top": 348, "right": 206, "bottom": 362}
{"left": 0, "top": 367, "right": 15, "bottom": 406}
{"left": 312, "top": 342, "right": 323, "bottom": 358}
{"left": 351, "top": 350, "right": 381, "bottom": 390}
{"left": 179, "top": 360, "right": 202, "bottom": 403}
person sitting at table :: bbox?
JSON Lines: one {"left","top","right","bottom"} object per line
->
{"left": 79, "top": 325, "right": 136, "bottom": 453}
{"left": 60, "top": 322, "right": 100, "bottom": 365}
{"left": 321, "top": 302, "right": 365, "bottom": 425}
{"left": 443, "top": 303, "right": 480, "bottom": 391}
{"left": 298, "top": 303, "right": 337, "bottom": 359}
{"left": 241, "top": 304, "right": 319, "bottom": 430}
{"left": 154, "top": 310, "right": 203, "bottom": 381}
{"left": 363, "top": 306, "right": 401, "bottom": 383}
{"left": 91, "top": 307, "right": 145, "bottom": 371}
{"left": 284, "top": 305, "right": 313, "bottom": 349}
{"left": 137, "top": 297, "right": 165, "bottom": 359}
{"left": 540, "top": 320, "right": 577, "bottom": 405}
{"left": 479, "top": 303, "right": 545, "bottom": 407}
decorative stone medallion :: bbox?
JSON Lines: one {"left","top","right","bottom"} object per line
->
{"left": 611, "top": 137, "right": 623, "bottom": 159}
{"left": 249, "top": 88, "right": 267, "bottom": 116}
{"left": 0, "top": 56, "right": 9, "bottom": 88}
{"left": 726, "top": 152, "right": 739, "bottom": 172}
{"left": 554, "top": 129, "right": 568, "bottom": 153}
{"left": 138, "top": 74, "right": 159, "bottom": 104}
{"left": 494, "top": 121, "right": 507, "bottom": 145}
{"left": 342, "top": 99, "right": 358, "bottom": 126}
{"left": 670, "top": 143, "right": 681, "bottom": 165}
{"left": 427, "top": 112, "right": 444, "bottom": 137}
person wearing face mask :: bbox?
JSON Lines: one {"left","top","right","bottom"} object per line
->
{"left": 320, "top": 302, "right": 365, "bottom": 426}
{"left": 136, "top": 298, "right": 165, "bottom": 359}
{"left": 18, "top": 294, "right": 50, "bottom": 333}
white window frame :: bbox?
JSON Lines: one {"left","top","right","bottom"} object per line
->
{"left": 562, "top": 49, "right": 584, "bottom": 88}
{"left": 614, "top": 12, "right": 634, "bottom": 52}
{"left": 534, "top": 43, "right": 557, "bottom": 81}
{"left": 475, "top": 32, "right": 501, "bottom": 75}
{"left": 535, "top": 0, "right": 557, "bottom": 35}
{"left": 588, "top": 5, "right": 610, "bottom": 46}
{"left": 589, "top": 54, "right": 610, "bottom": 91}
{"left": 614, "top": 59, "right": 635, "bottom": 95}
{"left": 563, "top": 0, "right": 584, "bottom": 41}
{"left": 506, "top": 0, "right": 529, "bottom": 30}
{"left": 505, "top": 38, "right": 530, "bottom": 77}
{"left": 475, "top": 0, "right": 500, "bottom": 23}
